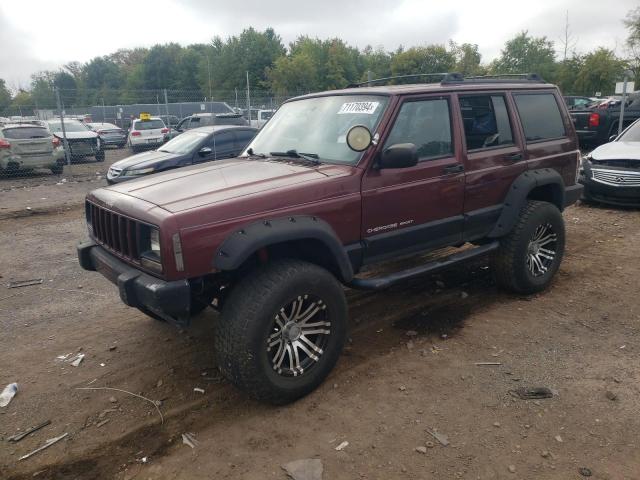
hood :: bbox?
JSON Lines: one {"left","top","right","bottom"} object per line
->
{"left": 53, "top": 131, "right": 98, "bottom": 140}
{"left": 111, "top": 150, "right": 182, "bottom": 170}
{"left": 591, "top": 141, "right": 640, "bottom": 162}
{"left": 104, "top": 158, "right": 354, "bottom": 213}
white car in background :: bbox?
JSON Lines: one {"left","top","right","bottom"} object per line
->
{"left": 127, "top": 117, "right": 168, "bottom": 152}
{"left": 249, "top": 109, "right": 275, "bottom": 129}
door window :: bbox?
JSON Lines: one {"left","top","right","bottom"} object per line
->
{"left": 459, "top": 95, "right": 514, "bottom": 150}
{"left": 210, "top": 131, "right": 235, "bottom": 158}
{"left": 513, "top": 93, "right": 566, "bottom": 142}
{"left": 384, "top": 98, "right": 453, "bottom": 160}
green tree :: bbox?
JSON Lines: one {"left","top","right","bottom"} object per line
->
{"left": 390, "top": 45, "right": 456, "bottom": 80}
{"left": 555, "top": 55, "right": 584, "bottom": 94}
{"left": 624, "top": 7, "right": 640, "bottom": 83}
{"left": 492, "top": 31, "right": 556, "bottom": 81}
{"left": 574, "top": 48, "right": 626, "bottom": 96}
{"left": 359, "top": 45, "right": 393, "bottom": 82}
{"left": 267, "top": 52, "right": 319, "bottom": 95}
{"left": 449, "top": 41, "right": 483, "bottom": 75}
{"left": 30, "top": 71, "right": 57, "bottom": 109}
{"left": 0, "top": 79, "right": 11, "bottom": 111}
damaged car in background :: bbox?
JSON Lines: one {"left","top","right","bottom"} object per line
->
{"left": 580, "top": 118, "right": 640, "bottom": 206}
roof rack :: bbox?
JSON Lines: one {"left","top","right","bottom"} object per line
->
{"left": 442, "top": 73, "right": 546, "bottom": 84}
{"left": 347, "top": 72, "right": 545, "bottom": 88}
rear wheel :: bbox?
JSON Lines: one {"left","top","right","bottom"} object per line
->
{"left": 215, "top": 259, "right": 347, "bottom": 404}
{"left": 491, "top": 200, "right": 565, "bottom": 294}
{"left": 50, "top": 164, "right": 63, "bottom": 175}
{"left": 95, "top": 150, "right": 105, "bottom": 162}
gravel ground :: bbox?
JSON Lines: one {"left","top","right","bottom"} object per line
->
{"left": 0, "top": 189, "right": 639, "bottom": 479}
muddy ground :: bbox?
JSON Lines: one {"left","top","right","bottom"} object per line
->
{"left": 0, "top": 173, "right": 639, "bottom": 479}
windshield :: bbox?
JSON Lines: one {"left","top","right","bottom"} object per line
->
{"left": 47, "top": 120, "right": 89, "bottom": 133}
{"left": 618, "top": 120, "right": 640, "bottom": 142}
{"left": 158, "top": 131, "right": 207, "bottom": 154}
{"left": 245, "top": 95, "right": 389, "bottom": 164}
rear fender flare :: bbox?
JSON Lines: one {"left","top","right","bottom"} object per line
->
{"left": 214, "top": 215, "right": 354, "bottom": 282}
{"left": 488, "top": 169, "right": 565, "bottom": 238}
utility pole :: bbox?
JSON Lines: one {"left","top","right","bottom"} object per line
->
{"left": 164, "top": 89, "right": 170, "bottom": 122}
{"left": 55, "top": 88, "right": 71, "bottom": 167}
{"left": 246, "top": 71, "right": 251, "bottom": 123}
{"left": 367, "top": 70, "right": 373, "bottom": 86}
{"left": 101, "top": 98, "right": 106, "bottom": 123}
{"left": 618, "top": 71, "right": 633, "bottom": 136}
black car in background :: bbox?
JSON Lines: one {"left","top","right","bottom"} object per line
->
{"left": 176, "top": 113, "right": 249, "bottom": 132}
{"left": 87, "top": 122, "right": 127, "bottom": 148}
{"left": 106, "top": 125, "right": 257, "bottom": 183}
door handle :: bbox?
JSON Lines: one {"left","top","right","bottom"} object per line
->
{"left": 443, "top": 164, "right": 464, "bottom": 174}
{"left": 504, "top": 152, "right": 523, "bottom": 162}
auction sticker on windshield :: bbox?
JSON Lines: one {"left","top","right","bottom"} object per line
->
{"left": 338, "top": 102, "right": 380, "bottom": 115}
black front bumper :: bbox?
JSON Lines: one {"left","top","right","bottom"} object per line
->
{"left": 77, "top": 240, "right": 191, "bottom": 324}
{"left": 580, "top": 178, "right": 640, "bottom": 207}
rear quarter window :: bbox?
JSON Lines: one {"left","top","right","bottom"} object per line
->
{"left": 514, "top": 93, "right": 566, "bottom": 142}
{"left": 2, "top": 127, "right": 50, "bottom": 139}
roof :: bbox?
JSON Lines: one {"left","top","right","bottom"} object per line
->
{"left": 2, "top": 123, "right": 48, "bottom": 129}
{"left": 188, "top": 125, "right": 258, "bottom": 134}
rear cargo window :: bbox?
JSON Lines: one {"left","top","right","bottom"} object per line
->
{"left": 133, "top": 119, "right": 165, "bottom": 130}
{"left": 2, "top": 127, "right": 49, "bottom": 139}
{"left": 514, "top": 93, "right": 566, "bottom": 142}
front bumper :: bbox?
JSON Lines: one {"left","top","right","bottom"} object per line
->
{"left": 77, "top": 240, "right": 191, "bottom": 324}
{"left": 579, "top": 167, "right": 640, "bottom": 208}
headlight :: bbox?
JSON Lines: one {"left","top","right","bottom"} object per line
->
{"left": 140, "top": 226, "right": 162, "bottom": 273}
{"left": 123, "top": 167, "right": 155, "bottom": 176}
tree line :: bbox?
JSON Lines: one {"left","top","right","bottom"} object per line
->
{"left": 1, "top": 7, "right": 639, "bottom": 114}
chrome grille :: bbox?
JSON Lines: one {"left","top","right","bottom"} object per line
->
{"left": 87, "top": 201, "right": 140, "bottom": 261}
{"left": 591, "top": 168, "right": 640, "bottom": 187}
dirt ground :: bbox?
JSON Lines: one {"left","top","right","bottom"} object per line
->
{"left": 1, "top": 181, "right": 639, "bottom": 479}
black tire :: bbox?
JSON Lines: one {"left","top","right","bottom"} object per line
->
{"left": 215, "top": 259, "right": 348, "bottom": 404}
{"left": 51, "top": 164, "right": 63, "bottom": 175}
{"left": 95, "top": 150, "right": 105, "bottom": 162}
{"left": 491, "top": 200, "right": 565, "bottom": 294}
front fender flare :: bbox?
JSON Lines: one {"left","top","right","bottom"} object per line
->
{"left": 214, "top": 215, "right": 354, "bottom": 282}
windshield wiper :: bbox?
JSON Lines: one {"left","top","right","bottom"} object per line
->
{"left": 269, "top": 149, "right": 320, "bottom": 164}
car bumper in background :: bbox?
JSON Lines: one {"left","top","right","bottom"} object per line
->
{"left": 0, "top": 153, "right": 58, "bottom": 169}
{"left": 579, "top": 166, "right": 640, "bottom": 207}
{"left": 130, "top": 136, "right": 164, "bottom": 146}
{"left": 77, "top": 240, "right": 191, "bottom": 324}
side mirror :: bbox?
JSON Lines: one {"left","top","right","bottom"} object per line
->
{"left": 378, "top": 143, "right": 419, "bottom": 169}
{"left": 199, "top": 146, "right": 212, "bottom": 157}
{"left": 609, "top": 135, "right": 617, "bottom": 142}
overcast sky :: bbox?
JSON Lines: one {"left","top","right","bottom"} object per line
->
{"left": 0, "top": 0, "right": 636, "bottom": 88}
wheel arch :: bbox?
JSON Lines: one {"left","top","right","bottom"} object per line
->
{"left": 488, "top": 169, "right": 565, "bottom": 238}
{"left": 214, "top": 216, "right": 354, "bottom": 282}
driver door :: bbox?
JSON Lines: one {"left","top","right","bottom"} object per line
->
{"left": 361, "top": 95, "right": 465, "bottom": 263}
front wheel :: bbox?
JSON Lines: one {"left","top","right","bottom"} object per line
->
{"left": 95, "top": 150, "right": 105, "bottom": 162}
{"left": 491, "top": 200, "right": 565, "bottom": 294}
{"left": 214, "top": 259, "right": 347, "bottom": 404}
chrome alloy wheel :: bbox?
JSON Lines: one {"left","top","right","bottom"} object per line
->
{"left": 267, "top": 295, "right": 330, "bottom": 377}
{"left": 526, "top": 223, "right": 557, "bottom": 277}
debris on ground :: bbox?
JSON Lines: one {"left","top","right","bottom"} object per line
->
{"left": 193, "top": 387, "right": 205, "bottom": 394}
{"left": 109, "top": 396, "right": 117, "bottom": 403}
{"left": 181, "top": 433, "right": 199, "bottom": 449}
{"left": 605, "top": 390, "right": 617, "bottom": 401}
{"left": 281, "top": 458, "right": 323, "bottom": 480}
{"left": 510, "top": 387, "right": 554, "bottom": 400}
{"left": 578, "top": 467, "right": 593, "bottom": 477}
{"left": 461, "top": 291, "right": 469, "bottom": 299}
{"left": 335, "top": 441, "right": 349, "bottom": 451}
{"left": 7, "top": 420, "right": 51, "bottom": 442}
{"left": 7, "top": 278, "right": 43, "bottom": 289}
{"left": 475, "top": 362, "right": 501, "bottom": 366}
{"left": 508, "top": 465, "right": 516, "bottom": 473}
{"left": 405, "top": 330, "right": 418, "bottom": 337}
{"left": 425, "top": 441, "right": 435, "bottom": 448}
{"left": 70, "top": 353, "right": 85, "bottom": 367}
{"left": 540, "top": 450, "right": 550, "bottom": 458}
{"left": 76, "top": 386, "right": 164, "bottom": 424}
{"left": 96, "top": 419, "right": 110, "bottom": 428}
{"left": 426, "top": 429, "right": 449, "bottom": 446}
{"left": 0, "top": 382, "right": 18, "bottom": 407}
{"left": 415, "top": 446, "right": 427, "bottom": 454}
{"left": 19, "top": 433, "right": 68, "bottom": 461}
{"left": 555, "top": 435, "right": 563, "bottom": 443}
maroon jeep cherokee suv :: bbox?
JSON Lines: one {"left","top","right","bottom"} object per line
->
{"left": 78, "top": 73, "right": 583, "bottom": 404}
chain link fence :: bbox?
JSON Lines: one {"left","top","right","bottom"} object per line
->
{"left": 0, "top": 88, "right": 301, "bottom": 182}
